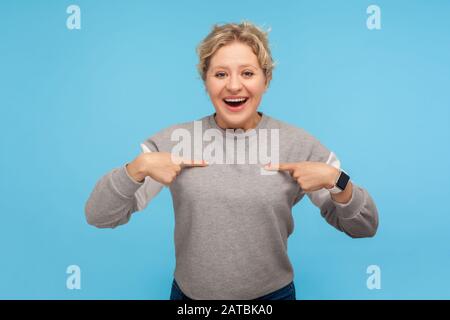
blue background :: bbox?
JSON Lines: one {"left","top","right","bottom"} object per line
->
{"left": 1, "top": 0, "right": 449, "bottom": 299}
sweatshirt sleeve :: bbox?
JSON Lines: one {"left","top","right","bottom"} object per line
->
{"left": 306, "top": 140, "right": 379, "bottom": 238}
{"left": 84, "top": 142, "right": 164, "bottom": 229}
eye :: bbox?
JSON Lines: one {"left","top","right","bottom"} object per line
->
{"left": 242, "top": 70, "right": 254, "bottom": 78}
{"left": 215, "top": 72, "right": 226, "bottom": 78}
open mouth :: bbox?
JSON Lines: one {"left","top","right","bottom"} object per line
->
{"left": 223, "top": 97, "right": 249, "bottom": 108}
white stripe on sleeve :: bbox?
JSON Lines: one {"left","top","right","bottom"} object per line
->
{"left": 307, "top": 151, "right": 340, "bottom": 208}
{"left": 135, "top": 143, "right": 164, "bottom": 211}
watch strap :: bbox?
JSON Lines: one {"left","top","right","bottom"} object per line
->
{"left": 328, "top": 169, "right": 350, "bottom": 194}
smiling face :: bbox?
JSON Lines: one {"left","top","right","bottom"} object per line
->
{"left": 205, "top": 41, "right": 271, "bottom": 131}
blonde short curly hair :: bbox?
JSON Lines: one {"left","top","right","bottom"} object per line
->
{"left": 196, "top": 21, "right": 275, "bottom": 84}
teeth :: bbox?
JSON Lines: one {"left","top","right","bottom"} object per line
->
{"left": 224, "top": 98, "right": 247, "bottom": 102}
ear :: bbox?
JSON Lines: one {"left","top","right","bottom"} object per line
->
{"left": 264, "top": 75, "right": 272, "bottom": 91}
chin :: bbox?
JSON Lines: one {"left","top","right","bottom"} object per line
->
{"left": 218, "top": 109, "right": 255, "bottom": 129}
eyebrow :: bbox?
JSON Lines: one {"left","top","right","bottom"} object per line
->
{"left": 211, "top": 64, "right": 258, "bottom": 70}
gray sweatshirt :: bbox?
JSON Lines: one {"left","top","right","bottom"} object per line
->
{"left": 85, "top": 112, "right": 379, "bottom": 300}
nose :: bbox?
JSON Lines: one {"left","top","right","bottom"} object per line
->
{"left": 226, "top": 73, "right": 243, "bottom": 92}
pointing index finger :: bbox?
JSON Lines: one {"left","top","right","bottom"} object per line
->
{"left": 264, "top": 162, "right": 297, "bottom": 173}
{"left": 180, "top": 159, "right": 209, "bottom": 168}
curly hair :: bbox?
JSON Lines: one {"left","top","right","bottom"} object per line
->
{"left": 196, "top": 21, "right": 275, "bottom": 84}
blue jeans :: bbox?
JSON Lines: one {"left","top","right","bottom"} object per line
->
{"left": 170, "top": 279, "right": 296, "bottom": 300}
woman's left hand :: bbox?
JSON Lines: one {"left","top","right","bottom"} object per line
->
{"left": 264, "top": 162, "right": 340, "bottom": 192}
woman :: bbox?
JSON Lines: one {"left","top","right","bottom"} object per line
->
{"left": 85, "top": 21, "right": 379, "bottom": 300}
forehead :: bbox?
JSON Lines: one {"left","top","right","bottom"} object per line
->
{"left": 209, "top": 42, "right": 259, "bottom": 69}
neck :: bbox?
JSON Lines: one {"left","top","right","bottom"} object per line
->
{"left": 215, "top": 112, "right": 262, "bottom": 131}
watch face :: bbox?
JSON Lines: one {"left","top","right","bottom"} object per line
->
{"left": 336, "top": 171, "right": 350, "bottom": 190}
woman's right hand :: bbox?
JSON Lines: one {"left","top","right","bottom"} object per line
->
{"left": 126, "top": 152, "right": 208, "bottom": 185}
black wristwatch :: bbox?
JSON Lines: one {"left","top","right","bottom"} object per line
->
{"left": 328, "top": 169, "right": 350, "bottom": 194}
